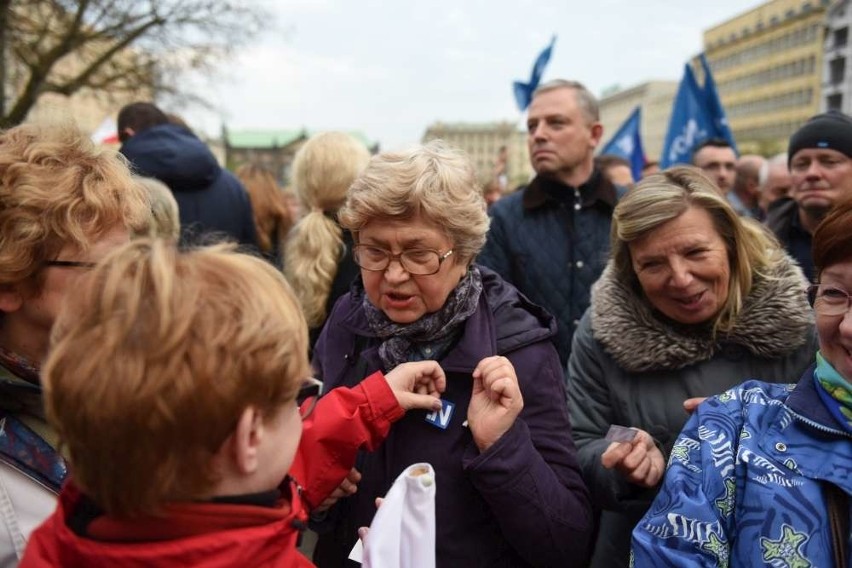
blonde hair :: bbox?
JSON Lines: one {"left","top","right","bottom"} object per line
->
{"left": 43, "top": 239, "right": 310, "bottom": 517}
{"left": 284, "top": 132, "right": 370, "bottom": 327}
{"left": 133, "top": 176, "right": 180, "bottom": 241}
{"left": 235, "top": 163, "right": 292, "bottom": 254}
{"left": 339, "top": 140, "right": 490, "bottom": 263}
{"left": 612, "top": 166, "right": 784, "bottom": 334}
{"left": 0, "top": 122, "right": 150, "bottom": 293}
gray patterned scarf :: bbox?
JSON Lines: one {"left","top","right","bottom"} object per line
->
{"left": 363, "top": 266, "right": 483, "bottom": 369}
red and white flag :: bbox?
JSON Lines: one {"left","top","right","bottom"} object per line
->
{"left": 91, "top": 116, "right": 119, "bottom": 145}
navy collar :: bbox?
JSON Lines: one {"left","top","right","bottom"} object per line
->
{"left": 787, "top": 363, "right": 846, "bottom": 431}
{"left": 522, "top": 169, "right": 618, "bottom": 211}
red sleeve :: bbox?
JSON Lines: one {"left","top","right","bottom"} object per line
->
{"left": 291, "top": 371, "right": 404, "bottom": 509}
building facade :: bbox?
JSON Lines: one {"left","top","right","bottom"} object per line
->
{"left": 822, "top": 0, "right": 852, "bottom": 114}
{"left": 703, "top": 0, "right": 831, "bottom": 155}
{"left": 598, "top": 81, "right": 678, "bottom": 163}
{"left": 224, "top": 129, "right": 377, "bottom": 186}
{"left": 421, "top": 121, "right": 533, "bottom": 191}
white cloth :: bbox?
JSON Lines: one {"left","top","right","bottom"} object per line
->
{"left": 360, "top": 463, "right": 436, "bottom": 568}
{"left": 0, "top": 462, "right": 57, "bottom": 567}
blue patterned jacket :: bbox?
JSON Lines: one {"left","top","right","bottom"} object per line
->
{"left": 632, "top": 369, "right": 852, "bottom": 567}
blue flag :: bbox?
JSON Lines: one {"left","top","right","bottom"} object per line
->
{"left": 600, "top": 106, "right": 645, "bottom": 181}
{"left": 660, "top": 64, "right": 715, "bottom": 168}
{"left": 513, "top": 36, "right": 556, "bottom": 112}
{"left": 700, "top": 53, "right": 738, "bottom": 155}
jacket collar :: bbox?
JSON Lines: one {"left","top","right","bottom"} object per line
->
{"left": 786, "top": 364, "right": 846, "bottom": 432}
{"left": 522, "top": 169, "right": 618, "bottom": 211}
{"left": 591, "top": 254, "right": 814, "bottom": 372}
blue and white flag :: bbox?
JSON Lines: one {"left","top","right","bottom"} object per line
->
{"left": 700, "top": 53, "right": 738, "bottom": 155}
{"left": 513, "top": 36, "right": 556, "bottom": 112}
{"left": 660, "top": 64, "right": 714, "bottom": 168}
{"left": 600, "top": 106, "right": 645, "bottom": 181}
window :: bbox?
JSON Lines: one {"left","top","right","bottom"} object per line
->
{"left": 827, "top": 94, "right": 843, "bottom": 111}
{"left": 830, "top": 57, "right": 846, "bottom": 85}
{"left": 834, "top": 27, "right": 849, "bottom": 49}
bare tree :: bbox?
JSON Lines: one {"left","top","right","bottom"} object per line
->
{"left": 0, "top": 0, "right": 269, "bottom": 127}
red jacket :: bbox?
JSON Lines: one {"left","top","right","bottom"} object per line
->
{"left": 20, "top": 371, "right": 403, "bottom": 567}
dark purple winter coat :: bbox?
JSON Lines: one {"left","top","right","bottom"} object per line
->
{"left": 311, "top": 265, "right": 592, "bottom": 568}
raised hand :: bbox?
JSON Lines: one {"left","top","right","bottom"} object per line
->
{"left": 467, "top": 356, "right": 523, "bottom": 452}
{"left": 600, "top": 428, "right": 665, "bottom": 488}
{"left": 384, "top": 360, "right": 446, "bottom": 411}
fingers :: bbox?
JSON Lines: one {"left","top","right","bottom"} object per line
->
{"left": 397, "top": 392, "right": 442, "bottom": 411}
{"left": 601, "top": 441, "right": 632, "bottom": 469}
{"left": 314, "top": 467, "right": 361, "bottom": 512}
{"left": 473, "top": 356, "right": 522, "bottom": 410}
{"left": 385, "top": 361, "right": 446, "bottom": 402}
{"left": 683, "top": 397, "right": 707, "bottom": 414}
{"left": 600, "top": 429, "right": 665, "bottom": 488}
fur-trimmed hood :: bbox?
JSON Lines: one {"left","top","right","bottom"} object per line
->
{"left": 590, "top": 254, "right": 813, "bottom": 372}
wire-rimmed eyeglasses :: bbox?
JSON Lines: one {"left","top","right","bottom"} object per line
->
{"left": 807, "top": 284, "right": 852, "bottom": 316}
{"left": 297, "top": 377, "right": 324, "bottom": 419}
{"left": 352, "top": 244, "right": 453, "bottom": 276}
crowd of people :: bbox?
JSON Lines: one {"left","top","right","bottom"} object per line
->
{"left": 0, "top": 79, "right": 850, "bottom": 567}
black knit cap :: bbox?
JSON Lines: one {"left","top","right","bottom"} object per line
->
{"left": 788, "top": 111, "right": 852, "bottom": 166}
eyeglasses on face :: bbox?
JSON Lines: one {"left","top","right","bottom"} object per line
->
{"left": 43, "top": 260, "right": 97, "bottom": 269}
{"left": 296, "top": 377, "right": 324, "bottom": 419}
{"left": 352, "top": 244, "right": 453, "bottom": 276}
{"left": 807, "top": 284, "right": 852, "bottom": 316}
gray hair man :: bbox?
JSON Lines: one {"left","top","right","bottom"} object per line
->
{"left": 478, "top": 79, "right": 622, "bottom": 366}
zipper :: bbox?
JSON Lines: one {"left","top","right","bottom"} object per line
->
{"left": 788, "top": 409, "right": 852, "bottom": 439}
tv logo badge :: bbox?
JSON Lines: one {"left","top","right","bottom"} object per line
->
{"left": 425, "top": 400, "right": 455, "bottom": 430}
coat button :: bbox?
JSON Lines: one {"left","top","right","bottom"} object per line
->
{"left": 576, "top": 260, "right": 584, "bottom": 268}
{"left": 574, "top": 203, "right": 581, "bottom": 211}
{"left": 775, "top": 442, "right": 787, "bottom": 452}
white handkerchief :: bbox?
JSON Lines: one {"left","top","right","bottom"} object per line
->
{"left": 356, "top": 462, "right": 437, "bottom": 568}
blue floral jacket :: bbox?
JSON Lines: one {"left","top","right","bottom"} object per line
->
{"left": 631, "top": 368, "right": 852, "bottom": 567}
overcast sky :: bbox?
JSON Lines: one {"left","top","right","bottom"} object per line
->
{"left": 182, "top": 0, "right": 764, "bottom": 150}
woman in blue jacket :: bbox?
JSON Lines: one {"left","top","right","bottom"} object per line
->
{"left": 632, "top": 194, "right": 852, "bottom": 567}
{"left": 311, "top": 141, "right": 592, "bottom": 567}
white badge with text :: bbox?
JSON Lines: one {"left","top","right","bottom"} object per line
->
{"left": 425, "top": 399, "right": 455, "bottom": 429}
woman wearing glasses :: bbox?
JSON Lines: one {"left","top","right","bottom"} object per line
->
{"left": 566, "top": 167, "right": 816, "bottom": 568}
{"left": 311, "top": 141, "right": 592, "bottom": 567}
{"left": 632, "top": 195, "right": 852, "bottom": 567}
{"left": 0, "top": 123, "right": 150, "bottom": 566}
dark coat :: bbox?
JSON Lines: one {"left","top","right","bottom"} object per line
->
{"left": 312, "top": 266, "right": 592, "bottom": 567}
{"left": 477, "top": 171, "right": 619, "bottom": 366}
{"left": 766, "top": 197, "right": 814, "bottom": 282}
{"left": 567, "top": 256, "right": 817, "bottom": 568}
{"left": 120, "top": 124, "right": 259, "bottom": 248}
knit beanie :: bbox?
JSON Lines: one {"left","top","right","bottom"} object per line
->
{"left": 788, "top": 111, "right": 852, "bottom": 166}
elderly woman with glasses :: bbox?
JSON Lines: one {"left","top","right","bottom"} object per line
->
{"left": 632, "top": 195, "right": 852, "bottom": 567}
{"left": 310, "top": 141, "right": 592, "bottom": 567}
{"left": 567, "top": 167, "right": 816, "bottom": 568}
{"left": 0, "top": 123, "right": 150, "bottom": 565}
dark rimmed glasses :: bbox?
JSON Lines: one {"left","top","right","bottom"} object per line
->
{"left": 807, "top": 284, "right": 852, "bottom": 316}
{"left": 352, "top": 244, "right": 453, "bottom": 276}
{"left": 297, "top": 377, "right": 324, "bottom": 419}
{"left": 43, "top": 260, "right": 97, "bottom": 269}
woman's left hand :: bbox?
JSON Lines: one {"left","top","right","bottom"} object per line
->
{"left": 467, "top": 356, "right": 524, "bottom": 452}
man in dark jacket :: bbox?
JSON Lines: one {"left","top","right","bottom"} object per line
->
{"left": 767, "top": 110, "right": 852, "bottom": 282}
{"left": 477, "top": 79, "right": 619, "bottom": 366}
{"left": 118, "top": 102, "right": 259, "bottom": 248}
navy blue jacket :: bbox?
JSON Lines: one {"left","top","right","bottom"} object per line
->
{"left": 477, "top": 171, "right": 619, "bottom": 366}
{"left": 311, "top": 266, "right": 592, "bottom": 567}
{"left": 120, "top": 124, "right": 259, "bottom": 248}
